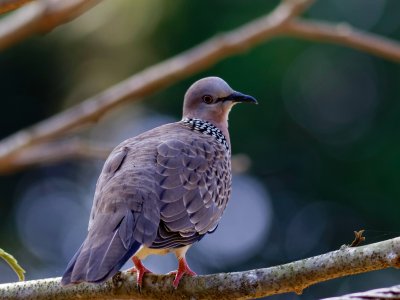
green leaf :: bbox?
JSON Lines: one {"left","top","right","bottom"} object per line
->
{"left": 0, "top": 248, "right": 25, "bottom": 281}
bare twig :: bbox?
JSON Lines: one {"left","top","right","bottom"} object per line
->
{"left": 0, "top": 0, "right": 33, "bottom": 14}
{"left": 285, "top": 20, "right": 400, "bottom": 62}
{"left": 0, "top": 139, "right": 112, "bottom": 172}
{"left": 0, "top": 0, "right": 314, "bottom": 173}
{"left": 322, "top": 284, "right": 400, "bottom": 300}
{"left": 350, "top": 230, "right": 366, "bottom": 247}
{"left": 0, "top": 0, "right": 100, "bottom": 50}
{"left": 0, "top": 237, "right": 399, "bottom": 300}
{"left": 1, "top": 0, "right": 400, "bottom": 174}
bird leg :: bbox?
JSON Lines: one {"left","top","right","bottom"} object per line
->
{"left": 169, "top": 257, "right": 197, "bottom": 288}
{"left": 128, "top": 256, "right": 152, "bottom": 288}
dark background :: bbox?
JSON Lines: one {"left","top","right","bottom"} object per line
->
{"left": 1, "top": 1, "right": 400, "bottom": 299}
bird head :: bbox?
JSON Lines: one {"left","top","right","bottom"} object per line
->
{"left": 182, "top": 77, "right": 257, "bottom": 125}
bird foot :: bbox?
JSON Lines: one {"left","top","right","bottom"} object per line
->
{"left": 168, "top": 257, "right": 197, "bottom": 288}
{"left": 128, "top": 257, "right": 152, "bottom": 288}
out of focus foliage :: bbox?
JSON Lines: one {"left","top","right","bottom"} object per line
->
{"left": 1, "top": 1, "right": 400, "bottom": 299}
{"left": 0, "top": 248, "right": 25, "bottom": 281}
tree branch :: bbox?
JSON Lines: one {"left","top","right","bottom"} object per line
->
{"left": 1, "top": 237, "right": 399, "bottom": 300}
{"left": 1, "top": 0, "right": 400, "bottom": 175}
{"left": 0, "top": 139, "right": 112, "bottom": 172}
{"left": 0, "top": 0, "right": 314, "bottom": 173}
{"left": 285, "top": 19, "right": 400, "bottom": 62}
{"left": 0, "top": 0, "right": 33, "bottom": 14}
{"left": 0, "top": 138, "right": 251, "bottom": 173}
{"left": 322, "top": 284, "right": 400, "bottom": 300}
{"left": 0, "top": 0, "right": 100, "bottom": 51}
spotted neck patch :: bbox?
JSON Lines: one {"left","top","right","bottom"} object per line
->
{"left": 181, "top": 118, "right": 229, "bottom": 151}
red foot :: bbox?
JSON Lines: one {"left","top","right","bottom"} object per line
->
{"left": 128, "top": 257, "right": 152, "bottom": 288}
{"left": 169, "top": 257, "right": 197, "bottom": 288}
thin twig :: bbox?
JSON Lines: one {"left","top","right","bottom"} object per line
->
{"left": 0, "top": 0, "right": 314, "bottom": 173}
{"left": 0, "top": 0, "right": 32, "bottom": 14}
{"left": 285, "top": 19, "right": 400, "bottom": 62}
{"left": 0, "top": 0, "right": 100, "bottom": 50}
{"left": 322, "top": 284, "right": 400, "bottom": 300}
{"left": 350, "top": 230, "right": 365, "bottom": 247}
{"left": 0, "top": 237, "right": 399, "bottom": 300}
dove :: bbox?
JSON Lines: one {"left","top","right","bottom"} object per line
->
{"left": 61, "top": 76, "right": 257, "bottom": 288}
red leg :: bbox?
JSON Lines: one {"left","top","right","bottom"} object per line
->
{"left": 169, "top": 257, "right": 197, "bottom": 288}
{"left": 128, "top": 256, "right": 152, "bottom": 288}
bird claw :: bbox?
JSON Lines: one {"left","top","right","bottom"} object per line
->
{"left": 168, "top": 258, "right": 197, "bottom": 288}
{"left": 129, "top": 257, "right": 152, "bottom": 289}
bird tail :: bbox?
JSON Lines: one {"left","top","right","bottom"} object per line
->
{"left": 61, "top": 212, "right": 141, "bottom": 285}
{"left": 61, "top": 238, "right": 140, "bottom": 286}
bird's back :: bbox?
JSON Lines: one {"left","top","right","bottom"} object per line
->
{"left": 90, "top": 120, "right": 232, "bottom": 232}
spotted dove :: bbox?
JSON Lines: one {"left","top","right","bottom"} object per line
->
{"left": 61, "top": 77, "right": 257, "bottom": 288}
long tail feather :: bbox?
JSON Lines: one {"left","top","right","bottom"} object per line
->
{"left": 61, "top": 211, "right": 141, "bottom": 285}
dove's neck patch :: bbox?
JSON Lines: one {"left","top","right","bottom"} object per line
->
{"left": 181, "top": 118, "right": 229, "bottom": 151}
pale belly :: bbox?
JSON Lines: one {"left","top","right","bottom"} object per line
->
{"left": 135, "top": 245, "right": 191, "bottom": 260}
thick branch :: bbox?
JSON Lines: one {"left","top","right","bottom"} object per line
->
{"left": 0, "top": 0, "right": 314, "bottom": 173}
{"left": 0, "top": 0, "right": 32, "bottom": 14}
{"left": 285, "top": 19, "right": 400, "bottom": 62}
{"left": 0, "top": 0, "right": 100, "bottom": 50}
{"left": 322, "top": 285, "right": 400, "bottom": 300}
{"left": 1, "top": 237, "right": 399, "bottom": 300}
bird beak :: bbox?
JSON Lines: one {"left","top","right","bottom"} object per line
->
{"left": 224, "top": 91, "right": 258, "bottom": 104}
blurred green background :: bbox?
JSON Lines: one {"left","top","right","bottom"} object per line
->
{"left": 1, "top": 1, "right": 400, "bottom": 299}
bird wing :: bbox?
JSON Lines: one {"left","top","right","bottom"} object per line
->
{"left": 62, "top": 123, "right": 232, "bottom": 284}
{"left": 150, "top": 135, "right": 231, "bottom": 249}
{"left": 62, "top": 140, "right": 161, "bottom": 284}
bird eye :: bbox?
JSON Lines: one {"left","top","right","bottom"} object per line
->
{"left": 202, "top": 95, "right": 214, "bottom": 104}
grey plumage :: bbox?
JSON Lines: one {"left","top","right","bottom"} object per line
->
{"left": 61, "top": 77, "right": 257, "bottom": 287}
